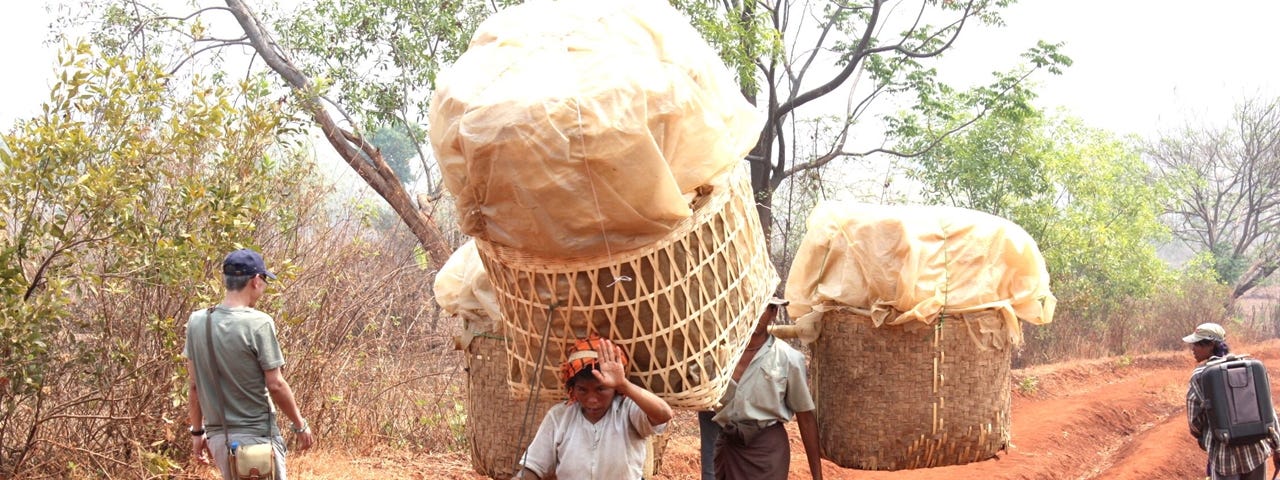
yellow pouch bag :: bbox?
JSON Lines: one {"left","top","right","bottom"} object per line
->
{"left": 230, "top": 441, "right": 275, "bottom": 480}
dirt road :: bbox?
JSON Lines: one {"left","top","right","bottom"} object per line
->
{"left": 281, "top": 341, "right": 1280, "bottom": 479}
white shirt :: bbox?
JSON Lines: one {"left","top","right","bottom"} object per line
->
{"left": 520, "top": 396, "right": 666, "bottom": 480}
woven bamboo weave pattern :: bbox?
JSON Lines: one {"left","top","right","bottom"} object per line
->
{"left": 465, "top": 336, "right": 559, "bottom": 479}
{"left": 812, "top": 311, "right": 1011, "bottom": 470}
{"left": 476, "top": 170, "right": 778, "bottom": 410}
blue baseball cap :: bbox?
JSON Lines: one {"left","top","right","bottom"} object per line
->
{"left": 223, "top": 249, "right": 277, "bottom": 279}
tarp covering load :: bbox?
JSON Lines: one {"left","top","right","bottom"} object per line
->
{"left": 780, "top": 202, "right": 1056, "bottom": 350}
{"left": 430, "top": 0, "right": 778, "bottom": 411}
{"left": 434, "top": 240, "right": 504, "bottom": 349}
{"left": 779, "top": 202, "right": 1056, "bottom": 470}
{"left": 428, "top": 0, "right": 763, "bottom": 257}
{"left": 434, "top": 241, "right": 556, "bottom": 479}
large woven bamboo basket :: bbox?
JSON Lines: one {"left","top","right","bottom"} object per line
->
{"left": 812, "top": 311, "right": 1011, "bottom": 470}
{"left": 475, "top": 169, "right": 778, "bottom": 410}
{"left": 465, "top": 335, "right": 560, "bottom": 479}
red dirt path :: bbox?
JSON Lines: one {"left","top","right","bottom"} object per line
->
{"left": 274, "top": 341, "right": 1280, "bottom": 479}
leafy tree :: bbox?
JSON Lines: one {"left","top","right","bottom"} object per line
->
{"left": 96, "top": 0, "right": 1071, "bottom": 259}
{"left": 366, "top": 123, "right": 421, "bottom": 188}
{"left": 0, "top": 42, "right": 312, "bottom": 476}
{"left": 677, "top": 0, "right": 1072, "bottom": 241}
{"left": 1146, "top": 98, "right": 1280, "bottom": 300}
{"left": 904, "top": 108, "right": 1172, "bottom": 352}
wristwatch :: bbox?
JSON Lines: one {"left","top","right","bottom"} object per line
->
{"left": 189, "top": 426, "right": 205, "bottom": 437}
{"left": 290, "top": 419, "right": 309, "bottom": 433}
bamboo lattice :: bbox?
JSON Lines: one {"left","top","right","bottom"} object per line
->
{"left": 476, "top": 169, "right": 778, "bottom": 409}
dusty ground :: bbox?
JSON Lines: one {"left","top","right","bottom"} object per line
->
{"left": 196, "top": 341, "right": 1280, "bottom": 479}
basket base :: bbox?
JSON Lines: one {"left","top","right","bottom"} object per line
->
{"left": 812, "top": 312, "right": 1011, "bottom": 470}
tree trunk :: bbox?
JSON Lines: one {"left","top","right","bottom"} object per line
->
{"left": 1232, "top": 254, "right": 1279, "bottom": 300}
{"left": 748, "top": 140, "right": 774, "bottom": 245}
{"left": 224, "top": 0, "right": 451, "bottom": 269}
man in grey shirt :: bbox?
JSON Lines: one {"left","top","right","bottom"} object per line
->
{"left": 185, "top": 249, "right": 314, "bottom": 479}
{"left": 712, "top": 296, "right": 822, "bottom": 480}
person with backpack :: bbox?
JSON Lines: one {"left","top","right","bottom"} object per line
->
{"left": 1185, "top": 322, "right": 1280, "bottom": 480}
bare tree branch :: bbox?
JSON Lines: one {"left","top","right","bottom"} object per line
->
{"left": 1149, "top": 97, "right": 1280, "bottom": 299}
{"left": 166, "top": 41, "right": 251, "bottom": 76}
{"left": 222, "top": 0, "right": 450, "bottom": 269}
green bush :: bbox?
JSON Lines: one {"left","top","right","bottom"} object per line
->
{"left": 1, "top": 42, "right": 465, "bottom": 478}
{"left": 0, "top": 42, "right": 309, "bottom": 477}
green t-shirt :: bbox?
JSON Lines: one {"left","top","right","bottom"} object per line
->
{"left": 183, "top": 305, "right": 286, "bottom": 436}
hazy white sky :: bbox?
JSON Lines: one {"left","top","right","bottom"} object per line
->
{"left": 2, "top": 1, "right": 1277, "bottom": 139}
{"left": 944, "top": 0, "right": 1280, "bottom": 137}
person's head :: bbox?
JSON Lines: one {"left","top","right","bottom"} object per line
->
{"left": 222, "top": 249, "right": 277, "bottom": 303}
{"left": 566, "top": 367, "right": 615, "bottom": 416}
{"left": 560, "top": 334, "right": 628, "bottom": 413}
{"left": 754, "top": 296, "right": 788, "bottom": 336}
{"left": 1182, "top": 322, "right": 1228, "bottom": 362}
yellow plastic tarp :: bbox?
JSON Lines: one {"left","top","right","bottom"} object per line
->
{"left": 429, "top": 0, "right": 762, "bottom": 258}
{"left": 782, "top": 202, "right": 1056, "bottom": 350}
{"left": 432, "top": 240, "right": 504, "bottom": 349}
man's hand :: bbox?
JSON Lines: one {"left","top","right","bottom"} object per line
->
{"left": 294, "top": 427, "right": 315, "bottom": 451}
{"left": 591, "top": 339, "right": 628, "bottom": 391}
{"left": 190, "top": 434, "right": 211, "bottom": 465}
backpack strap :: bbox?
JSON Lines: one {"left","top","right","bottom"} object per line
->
{"left": 204, "top": 307, "right": 236, "bottom": 457}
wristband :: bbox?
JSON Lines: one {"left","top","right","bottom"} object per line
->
{"left": 189, "top": 426, "right": 205, "bottom": 437}
{"left": 290, "top": 419, "right": 308, "bottom": 433}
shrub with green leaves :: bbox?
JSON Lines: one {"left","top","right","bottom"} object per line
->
{"left": 0, "top": 41, "right": 311, "bottom": 477}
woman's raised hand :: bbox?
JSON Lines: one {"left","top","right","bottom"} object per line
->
{"left": 592, "top": 339, "right": 627, "bottom": 390}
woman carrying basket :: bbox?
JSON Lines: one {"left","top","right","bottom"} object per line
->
{"left": 518, "top": 335, "right": 674, "bottom": 480}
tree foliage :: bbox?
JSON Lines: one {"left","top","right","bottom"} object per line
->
{"left": 0, "top": 42, "right": 312, "bottom": 476}
{"left": 93, "top": 0, "right": 1072, "bottom": 256}
{"left": 277, "top": 0, "right": 508, "bottom": 193}
{"left": 1147, "top": 97, "right": 1280, "bottom": 299}
{"left": 366, "top": 123, "right": 422, "bottom": 187}
{"left": 905, "top": 108, "right": 1172, "bottom": 341}
{"left": 682, "top": 0, "right": 1071, "bottom": 241}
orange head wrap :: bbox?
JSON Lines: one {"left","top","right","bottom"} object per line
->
{"left": 559, "top": 333, "right": 628, "bottom": 400}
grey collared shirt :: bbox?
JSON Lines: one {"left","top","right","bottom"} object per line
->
{"left": 713, "top": 336, "right": 815, "bottom": 428}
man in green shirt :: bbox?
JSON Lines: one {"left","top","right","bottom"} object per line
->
{"left": 185, "top": 249, "right": 314, "bottom": 479}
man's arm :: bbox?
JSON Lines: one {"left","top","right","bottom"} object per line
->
{"left": 796, "top": 410, "right": 823, "bottom": 480}
{"left": 264, "top": 368, "right": 314, "bottom": 450}
{"left": 186, "top": 360, "right": 210, "bottom": 464}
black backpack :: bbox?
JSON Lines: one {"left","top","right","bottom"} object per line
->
{"left": 1200, "top": 355, "right": 1277, "bottom": 446}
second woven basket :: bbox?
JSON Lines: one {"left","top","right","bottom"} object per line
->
{"left": 811, "top": 311, "right": 1011, "bottom": 470}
